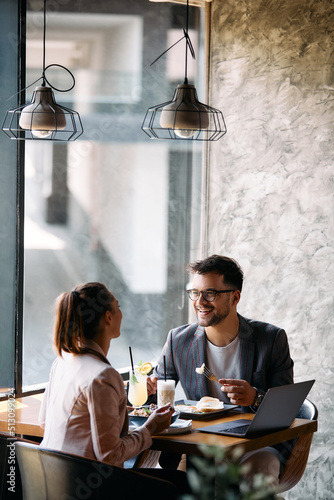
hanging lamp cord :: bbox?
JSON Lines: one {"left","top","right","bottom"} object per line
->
{"left": 6, "top": 0, "right": 76, "bottom": 101}
{"left": 184, "top": 0, "right": 189, "bottom": 83}
{"left": 149, "top": 0, "right": 195, "bottom": 83}
{"left": 42, "top": 0, "right": 47, "bottom": 85}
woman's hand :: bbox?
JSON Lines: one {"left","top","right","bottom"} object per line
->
{"left": 219, "top": 378, "right": 257, "bottom": 406}
{"left": 144, "top": 404, "right": 174, "bottom": 435}
{"left": 147, "top": 376, "right": 158, "bottom": 396}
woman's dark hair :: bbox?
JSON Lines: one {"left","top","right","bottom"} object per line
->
{"left": 187, "top": 255, "right": 244, "bottom": 291}
{"left": 54, "top": 282, "right": 114, "bottom": 357}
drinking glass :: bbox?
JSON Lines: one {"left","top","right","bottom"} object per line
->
{"left": 157, "top": 379, "right": 175, "bottom": 406}
{"left": 128, "top": 369, "right": 148, "bottom": 407}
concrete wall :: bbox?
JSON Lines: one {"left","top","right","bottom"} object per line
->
{"left": 208, "top": 1, "right": 333, "bottom": 498}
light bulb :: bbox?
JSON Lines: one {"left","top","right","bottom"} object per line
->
{"left": 31, "top": 130, "right": 53, "bottom": 139}
{"left": 19, "top": 86, "right": 66, "bottom": 138}
{"left": 174, "top": 129, "right": 196, "bottom": 138}
{"left": 160, "top": 84, "right": 209, "bottom": 137}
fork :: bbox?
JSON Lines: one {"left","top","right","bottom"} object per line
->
{"left": 202, "top": 364, "right": 220, "bottom": 383}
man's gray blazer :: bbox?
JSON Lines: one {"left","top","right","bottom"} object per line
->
{"left": 154, "top": 313, "right": 294, "bottom": 406}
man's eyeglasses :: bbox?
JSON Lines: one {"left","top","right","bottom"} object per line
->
{"left": 186, "top": 289, "right": 236, "bottom": 302}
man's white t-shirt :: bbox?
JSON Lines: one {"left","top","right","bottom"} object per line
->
{"left": 206, "top": 336, "right": 241, "bottom": 402}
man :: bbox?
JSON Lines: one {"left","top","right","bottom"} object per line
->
{"left": 148, "top": 255, "right": 294, "bottom": 484}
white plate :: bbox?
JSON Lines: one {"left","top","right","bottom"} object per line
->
{"left": 156, "top": 419, "right": 192, "bottom": 435}
{"left": 129, "top": 418, "right": 192, "bottom": 435}
{"left": 175, "top": 399, "right": 238, "bottom": 420}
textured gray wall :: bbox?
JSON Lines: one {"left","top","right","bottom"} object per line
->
{"left": 208, "top": 1, "right": 333, "bottom": 498}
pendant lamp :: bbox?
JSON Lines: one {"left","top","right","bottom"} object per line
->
{"left": 2, "top": 0, "right": 83, "bottom": 141}
{"left": 142, "top": 0, "right": 226, "bottom": 141}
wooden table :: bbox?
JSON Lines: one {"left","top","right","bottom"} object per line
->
{"left": 0, "top": 395, "right": 317, "bottom": 457}
{"left": 151, "top": 413, "right": 317, "bottom": 457}
{"left": 0, "top": 395, "right": 45, "bottom": 438}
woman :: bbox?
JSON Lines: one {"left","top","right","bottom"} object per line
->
{"left": 39, "top": 282, "right": 174, "bottom": 467}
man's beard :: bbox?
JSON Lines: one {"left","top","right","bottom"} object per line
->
{"left": 196, "top": 308, "right": 230, "bottom": 327}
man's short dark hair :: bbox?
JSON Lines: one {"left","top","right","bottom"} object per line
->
{"left": 187, "top": 255, "right": 244, "bottom": 291}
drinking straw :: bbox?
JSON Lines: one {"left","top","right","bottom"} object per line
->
{"left": 163, "top": 355, "right": 167, "bottom": 381}
{"left": 129, "top": 346, "right": 135, "bottom": 374}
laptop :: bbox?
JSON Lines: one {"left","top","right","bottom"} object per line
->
{"left": 197, "top": 380, "right": 315, "bottom": 438}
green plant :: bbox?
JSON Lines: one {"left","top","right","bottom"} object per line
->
{"left": 182, "top": 445, "right": 278, "bottom": 500}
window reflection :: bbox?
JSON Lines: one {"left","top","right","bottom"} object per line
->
{"left": 23, "top": 0, "right": 203, "bottom": 387}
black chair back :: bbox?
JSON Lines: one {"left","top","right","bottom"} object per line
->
{"left": 278, "top": 398, "right": 318, "bottom": 493}
{"left": 296, "top": 398, "right": 318, "bottom": 420}
{"left": 16, "top": 442, "right": 179, "bottom": 500}
{"left": 0, "top": 434, "right": 22, "bottom": 500}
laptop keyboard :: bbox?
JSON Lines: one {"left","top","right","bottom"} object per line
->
{"left": 220, "top": 424, "right": 249, "bottom": 434}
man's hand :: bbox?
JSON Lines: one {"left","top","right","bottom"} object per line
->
{"left": 147, "top": 376, "right": 158, "bottom": 396}
{"left": 219, "top": 378, "right": 257, "bottom": 406}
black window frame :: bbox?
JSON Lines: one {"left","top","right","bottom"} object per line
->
{"left": 0, "top": 0, "right": 26, "bottom": 401}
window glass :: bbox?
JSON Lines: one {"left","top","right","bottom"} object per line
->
{"left": 0, "top": 0, "right": 22, "bottom": 393}
{"left": 23, "top": 0, "right": 203, "bottom": 388}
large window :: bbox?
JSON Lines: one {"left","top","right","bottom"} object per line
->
{"left": 18, "top": 0, "right": 205, "bottom": 390}
{"left": 0, "top": 0, "right": 24, "bottom": 393}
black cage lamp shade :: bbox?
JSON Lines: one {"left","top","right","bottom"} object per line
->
{"left": 1, "top": 0, "right": 83, "bottom": 142}
{"left": 142, "top": 83, "right": 226, "bottom": 141}
{"left": 142, "top": 0, "right": 226, "bottom": 141}
{"left": 2, "top": 84, "right": 83, "bottom": 141}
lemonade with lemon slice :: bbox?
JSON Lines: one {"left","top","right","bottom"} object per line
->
{"left": 127, "top": 361, "right": 152, "bottom": 407}
{"left": 138, "top": 361, "right": 153, "bottom": 375}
